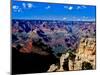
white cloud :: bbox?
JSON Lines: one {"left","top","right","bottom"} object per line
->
{"left": 22, "top": 3, "right": 26, "bottom": 8}
{"left": 17, "top": 9, "right": 21, "bottom": 12}
{"left": 12, "top": 5, "right": 21, "bottom": 13}
{"left": 27, "top": 3, "right": 33, "bottom": 8}
{"left": 76, "top": 6, "right": 86, "bottom": 10}
{"left": 12, "top": 5, "right": 19, "bottom": 9}
{"left": 77, "top": 6, "right": 81, "bottom": 9}
{"left": 22, "top": 3, "right": 35, "bottom": 9}
{"left": 14, "top": 8, "right": 22, "bottom": 13}
{"left": 64, "top": 6, "right": 68, "bottom": 9}
{"left": 45, "top": 6, "right": 51, "bottom": 9}
{"left": 68, "top": 6, "right": 73, "bottom": 10}
{"left": 77, "top": 18, "right": 81, "bottom": 21}
{"left": 63, "top": 17, "right": 67, "bottom": 20}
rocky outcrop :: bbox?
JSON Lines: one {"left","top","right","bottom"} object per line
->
{"left": 48, "top": 37, "right": 96, "bottom": 72}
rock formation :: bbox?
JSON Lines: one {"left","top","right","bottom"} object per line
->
{"left": 48, "top": 37, "right": 96, "bottom": 72}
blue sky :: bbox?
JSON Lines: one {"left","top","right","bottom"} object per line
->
{"left": 12, "top": 0, "right": 96, "bottom": 21}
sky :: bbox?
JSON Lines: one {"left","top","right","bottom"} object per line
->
{"left": 12, "top": 0, "right": 96, "bottom": 21}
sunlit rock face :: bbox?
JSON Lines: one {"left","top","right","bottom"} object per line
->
{"left": 78, "top": 38, "right": 95, "bottom": 55}
{"left": 48, "top": 37, "right": 96, "bottom": 72}
{"left": 77, "top": 37, "right": 96, "bottom": 69}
